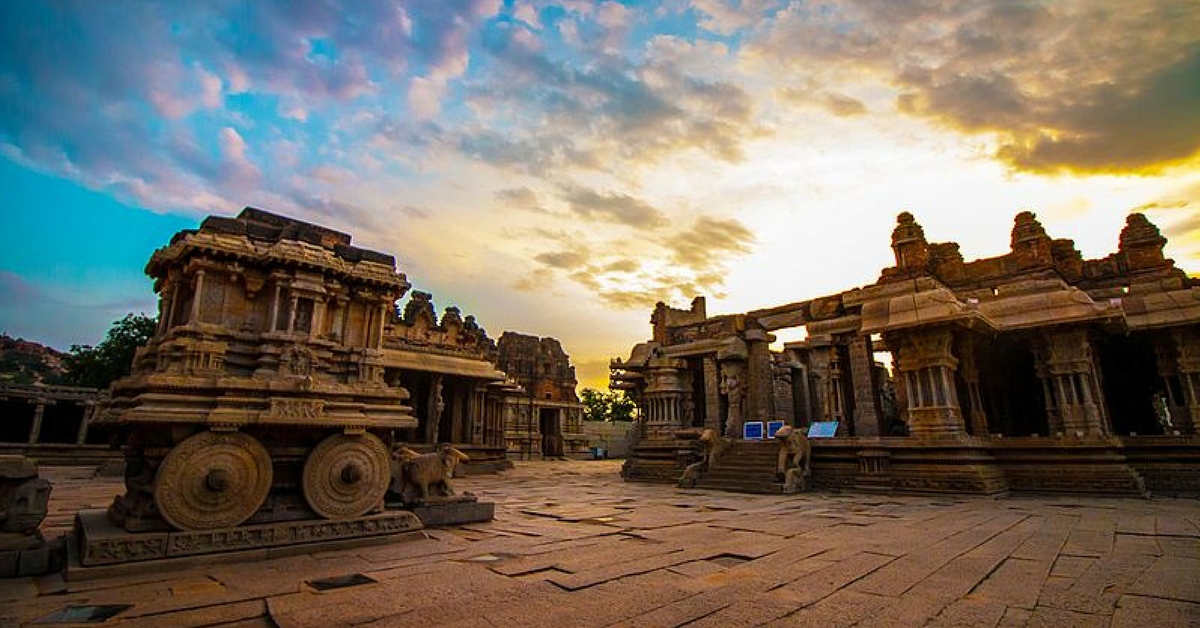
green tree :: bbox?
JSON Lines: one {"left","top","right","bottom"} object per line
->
{"left": 63, "top": 313, "right": 157, "bottom": 389}
{"left": 608, "top": 389, "right": 635, "bottom": 422}
{"left": 580, "top": 388, "right": 636, "bottom": 422}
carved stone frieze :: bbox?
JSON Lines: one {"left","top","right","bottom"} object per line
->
{"left": 1043, "top": 328, "right": 1093, "bottom": 374}
{"left": 78, "top": 510, "right": 423, "bottom": 566}
{"left": 894, "top": 328, "right": 958, "bottom": 372}
{"left": 264, "top": 398, "right": 325, "bottom": 422}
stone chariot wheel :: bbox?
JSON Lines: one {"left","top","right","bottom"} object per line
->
{"left": 154, "top": 431, "right": 273, "bottom": 531}
{"left": 302, "top": 432, "right": 390, "bottom": 519}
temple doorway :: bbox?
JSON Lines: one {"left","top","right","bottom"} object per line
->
{"left": 539, "top": 408, "right": 563, "bottom": 457}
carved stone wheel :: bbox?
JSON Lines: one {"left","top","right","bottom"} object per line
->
{"left": 154, "top": 431, "right": 273, "bottom": 531}
{"left": 302, "top": 432, "right": 390, "bottom": 519}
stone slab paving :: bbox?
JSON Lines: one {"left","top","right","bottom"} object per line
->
{"left": 1, "top": 460, "right": 1198, "bottom": 627}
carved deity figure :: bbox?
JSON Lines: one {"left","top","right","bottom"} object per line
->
{"left": 427, "top": 376, "right": 445, "bottom": 443}
{"left": 720, "top": 369, "right": 744, "bottom": 438}
{"left": 774, "top": 425, "right": 811, "bottom": 493}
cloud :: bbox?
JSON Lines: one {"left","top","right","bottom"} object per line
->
{"left": 750, "top": 0, "right": 1200, "bottom": 174}
{"left": 518, "top": 211, "right": 755, "bottom": 310}
{"left": 693, "top": 0, "right": 783, "bottom": 36}
{"left": 1135, "top": 180, "right": 1200, "bottom": 240}
{"left": 455, "top": 20, "right": 763, "bottom": 174}
{"left": 665, "top": 215, "right": 755, "bottom": 270}
{"left": 0, "top": 1, "right": 501, "bottom": 215}
{"left": 561, "top": 186, "right": 668, "bottom": 229}
{"left": 535, "top": 249, "right": 591, "bottom": 269}
{"left": 0, "top": 271, "right": 56, "bottom": 309}
{"left": 495, "top": 186, "right": 543, "bottom": 211}
{"left": 779, "top": 86, "right": 869, "bottom": 117}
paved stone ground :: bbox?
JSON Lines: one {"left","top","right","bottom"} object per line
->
{"left": 2, "top": 460, "right": 1199, "bottom": 627}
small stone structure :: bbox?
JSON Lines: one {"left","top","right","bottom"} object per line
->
{"left": 496, "top": 332, "right": 586, "bottom": 458}
{"left": 614, "top": 211, "right": 1200, "bottom": 495}
{"left": 0, "top": 455, "right": 58, "bottom": 576}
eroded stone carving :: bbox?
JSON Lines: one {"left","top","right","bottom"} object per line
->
{"left": 774, "top": 426, "right": 811, "bottom": 493}
{"left": 390, "top": 444, "right": 471, "bottom": 504}
{"left": 677, "top": 428, "right": 730, "bottom": 488}
{"left": 0, "top": 456, "right": 51, "bottom": 551}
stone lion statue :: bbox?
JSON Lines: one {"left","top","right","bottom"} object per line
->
{"left": 678, "top": 428, "right": 729, "bottom": 488}
{"left": 390, "top": 443, "right": 470, "bottom": 504}
{"left": 774, "top": 425, "right": 811, "bottom": 493}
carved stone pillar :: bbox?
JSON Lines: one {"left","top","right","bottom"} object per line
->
{"left": 269, "top": 284, "right": 283, "bottom": 331}
{"left": 958, "top": 338, "right": 989, "bottom": 436}
{"left": 76, "top": 401, "right": 94, "bottom": 444}
{"left": 189, "top": 269, "right": 206, "bottom": 324}
{"left": 1032, "top": 344, "right": 1062, "bottom": 435}
{"left": 744, "top": 329, "right": 775, "bottom": 427}
{"left": 470, "top": 387, "right": 486, "bottom": 444}
{"left": 703, "top": 357, "right": 721, "bottom": 432}
{"left": 1172, "top": 329, "right": 1200, "bottom": 435}
{"left": 1043, "top": 329, "right": 1107, "bottom": 436}
{"left": 27, "top": 399, "right": 48, "bottom": 444}
{"left": 847, "top": 334, "right": 882, "bottom": 436}
{"left": 824, "top": 347, "right": 847, "bottom": 426}
{"left": 894, "top": 327, "right": 965, "bottom": 437}
{"left": 642, "top": 359, "right": 690, "bottom": 441}
{"left": 719, "top": 360, "right": 746, "bottom": 438}
{"left": 159, "top": 282, "right": 177, "bottom": 335}
{"left": 426, "top": 374, "right": 445, "bottom": 444}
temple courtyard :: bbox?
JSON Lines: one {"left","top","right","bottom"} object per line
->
{"left": 2, "top": 460, "right": 1198, "bottom": 627}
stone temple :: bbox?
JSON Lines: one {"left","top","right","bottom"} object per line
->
{"left": 496, "top": 332, "right": 586, "bottom": 458}
{"left": 66, "top": 207, "right": 583, "bottom": 565}
{"left": 613, "top": 211, "right": 1200, "bottom": 495}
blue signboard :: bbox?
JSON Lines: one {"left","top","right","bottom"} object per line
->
{"left": 807, "top": 421, "right": 839, "bottom": 438}
{"left": 767, "top": 421, "right": 785, "bottom": 438}
{"left": 742, "top": 421, "right": 765, "bottom": 440}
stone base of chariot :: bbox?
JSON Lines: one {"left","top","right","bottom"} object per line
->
{"left": 71, "top": 509, "right": 426, "bottom": 574}
{"left": 401, "top": 494, "right": 495, "bottom": 527}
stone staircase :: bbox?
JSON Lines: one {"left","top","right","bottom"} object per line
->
{"left": 693, "top": 440, "right": 783, "bottom": 494}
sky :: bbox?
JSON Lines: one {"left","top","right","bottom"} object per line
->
{"left": 2, "top": 0, "right": 1199, "bottom": 390}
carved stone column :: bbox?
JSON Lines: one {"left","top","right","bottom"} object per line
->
{"left": 719, "top": 360, "right": 746, "bottom": 438}
{"left": 703, "top": 357, "right": 721, "bottom": 432}
{"left": 957, "top": 338, "right": 989, "bottom": 436}
{"left": 642, "top": 359, "right": 690, "bottom": 441}
{"left": 824, "top": 347, "right": 847, "bottom": 425}
{"left": 743, "top": 329, "right": 775, "bottom": 427}
{"left": 847, "top": 334, "right": 882, "bottom": 436}
{"left": 189, "top": 269, "right": 206, "bottom": 324}
{"left": 76, "top": 400, "right": 94, "bottom": 444}
{"left": 426, "top": 374, "right": 445, "bottom": 443}
{"left": 1043, "top": 329, "right": 1107, "bottom": 436}
{"left": 894, "top": 327, "right": 965, "bottom": 437}
{"left": 26, "top": 399, "right": 48, "bottom": 444}
{"left": 1032, "top": 343, "right": 1062, "bottom": 435}
{"left": 1172, "top": 329, "right": 1200, "bottom": 435}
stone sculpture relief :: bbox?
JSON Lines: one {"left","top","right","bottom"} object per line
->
{"left": 0, "top": 456, "right": 52, "bottom": 551}
{"left": 774, "top": 425, "right": 811, "bottom": 493}
{"left": 390, "top": 443, "right": 471, "bottom": 504}
{"left": 677, "top": 428, "right": 729, "bottom": 488}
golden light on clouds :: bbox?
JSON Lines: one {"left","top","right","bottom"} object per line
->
{"left": 3, "top": 0, "right": 1198, "bottom": 390}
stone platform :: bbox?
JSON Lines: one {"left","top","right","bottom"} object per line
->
{"left": 75, "top": 509, "right": 425, "bottom": 567}
{"left": 2, "top": 460, "right": 1197, "bottom": 627}
{"left": 407, "top": 499, "right": 495, "bottom": 527}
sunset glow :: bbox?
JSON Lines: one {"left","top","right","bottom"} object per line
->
{"left": 2, "top": 1, "right": 1198, "bottom": 388}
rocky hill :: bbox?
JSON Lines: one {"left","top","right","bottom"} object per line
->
{"left": 0, "top": 335, "right": 67, "bottom": 385}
